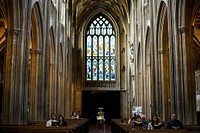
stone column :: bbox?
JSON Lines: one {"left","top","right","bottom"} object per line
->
{"left": 178, "top": 26, "right": 196, "bottom": 124}
{"left": 120, "top": 91, "right": 127, "bottom": 119}
{"left": 29, "top": 49, "right": 43, "bottom": 121}
{"left": 2, "top": 28, "right": 28, "bottom": 125}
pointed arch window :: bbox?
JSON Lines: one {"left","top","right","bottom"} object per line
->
{"left": 86, "top": 15, "right": 116, "bottom": 81}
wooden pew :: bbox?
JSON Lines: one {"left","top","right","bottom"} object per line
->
{"left": 0, "top": 119, "right": 89, "bottom": 133}
{"left": 111, "top": 119, "right": 200, "bottom": 133}
{"left": 0, "top": 125, "right": 71, "bottom": 133}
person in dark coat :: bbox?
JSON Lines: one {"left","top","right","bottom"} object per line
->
{"left": 167, "top": 112, "right": 183, "bottom": 129}
{"left": 58, "top": 115, "right": 67, "bottom": 126}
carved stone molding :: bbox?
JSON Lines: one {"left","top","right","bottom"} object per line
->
{"left": 34, "top": 49, "right": 42, "bottom": 54}
{"left": 130, "top": 57, "right": 134, "bottom": 63}
{"left": 9, "top": 28, "right": 20, "bottom": 36}
{"left": 178, "top": 26, "right": 188, "bottom": 34}
{"left": 158, "top": 49, "right": 163, "bottom": 54}
{"left": 131, "top": 75, "right": 134, "bottom": 80}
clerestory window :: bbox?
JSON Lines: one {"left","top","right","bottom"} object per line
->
{"left": 86, "top": 15, "right": 116, "bottom": 81}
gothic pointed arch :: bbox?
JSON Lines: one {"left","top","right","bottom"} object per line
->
{"left": 0, "top": 0, "right": 7, "bottom": 123}
{"left": 188, "top": 0, "right": 200, "bottom": 124}
{"left": 77, "top": 9, "right": 122, "bottom": 90}
{"left": 28, "top": 1, "right": 44, "bottom": 121}
{"left": 156, "top": 1, "right": 170, "bottom": 120}
{"left": 47, "top": 26, "right": 56, "bottom": 117}
{"left": 144, "top": 26, "right": 152, "bottom": 119}
{"left": 57, "top": 42, "right": 65, "bottom": 115}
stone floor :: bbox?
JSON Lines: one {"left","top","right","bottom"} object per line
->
{"left": 88, "top": 124, "right": 111, "bottom": 133}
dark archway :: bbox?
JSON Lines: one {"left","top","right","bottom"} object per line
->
{"left": 82, "top": 91, "right": 120, "bottom": 124}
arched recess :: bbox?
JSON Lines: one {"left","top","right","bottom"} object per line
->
{"left": 191, "top": 0, "right": 200, "bottom": 124}
{"left": 156, "top": 1, "right": 170, "bottom": 121}
{"left": 47, "top": 27, "right": 56, "bottom": 117}
{"left": 76, "top": 7, "right": 127, "bottom": 120}
{"left": 57, "top": 43, "right": 64, "bottom": 115}
{"left": 28, "top": 2, "right": 44, "bottom": 121}
{"left": 144, "top": 27, "right": 152, "bottom": 119}
{"left": 80, "top": 9, "right": 121, "bottom": 90}
{"left": 0, "top": 0, "right": 7, "bottom": 122}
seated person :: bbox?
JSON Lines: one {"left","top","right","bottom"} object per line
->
{"left": 46, "top": 113, "right": 59, "bottom": 127}
{"left": 128, "top": 113, "right": 136, "bottom": 125}
{"left": 132, "top": 115, "right": 143, "bottom": 130}
{"left": 167, "top": 112, "right": 183, "bottom": 129}
{"left": 141, "top": 114, "right": 149, "bottom": 129}
{"left": 148, "top": 114, "right": 165, "bottom": 130}
{"left": 58, "top": 115, "right": 67, "bottom": 126}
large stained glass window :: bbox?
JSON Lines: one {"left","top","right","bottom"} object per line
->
{"left": 86, "top": 15, "right": 116, "bottom": 81}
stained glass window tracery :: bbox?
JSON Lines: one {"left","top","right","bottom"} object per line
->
{"left": 86, "top": 15, "right": 116, "bottom": 81}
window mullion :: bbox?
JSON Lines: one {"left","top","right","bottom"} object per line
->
{"left": 91, "top": 35, "right": 93, "bottom": 80}
{"left": 97, "top": 36, "right": 99, "bottom": 80}
{"left": 109, "top": 35, "right": 111, "bottom": 81}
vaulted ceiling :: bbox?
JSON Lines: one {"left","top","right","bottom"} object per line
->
{"left": 72, "top": 0, "right": 131, "bottom": 29}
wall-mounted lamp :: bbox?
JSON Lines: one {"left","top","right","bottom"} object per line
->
{"left": 120, "top": 47, "right": 125, "bottom": 53}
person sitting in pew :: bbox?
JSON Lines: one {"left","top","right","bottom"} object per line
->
{"left": 167, "top": 112, "right": 183, "bottom": 129}
{"left": 46, "top": 113, "right": 59, "bottom": 127}
{"left": 132, "top": 115, "right": 144, "bottom": 130}
{"left": 148, "top": 114, "right": 165, "bottom": 130}
{"left": 58, "top": 115, "right": 67, "bottom": 126}
{"left": 128, "top": 113, "right": 137, "bottom": 125}
{"left": 141, "top": 114, "right": 149, "bottom": 129}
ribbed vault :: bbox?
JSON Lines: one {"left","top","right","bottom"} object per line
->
{"left": 72, "top": 0, "right": 130, "bottom": 30}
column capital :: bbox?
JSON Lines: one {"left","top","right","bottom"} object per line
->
{"left": 34, "top": 49, "right": 42, "bottom": 54}
{"left": 158, "top": 49, "right": 163, "bottom": 54}
{"left": 9, "top": 28, "right": 20, "bottom": 36}
{"left": 178, "top": 26, "right": 188, "bottom": 34}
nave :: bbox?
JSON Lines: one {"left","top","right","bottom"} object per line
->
{"left": 89, "top": 125, "right": 111, "bottom": 133}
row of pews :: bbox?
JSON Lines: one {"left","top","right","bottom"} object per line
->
{"left": 0, "top": 119, "right": 89, "bottom": 133}
{"left": 111, "top": 119, "right": 200, "bottom": 133}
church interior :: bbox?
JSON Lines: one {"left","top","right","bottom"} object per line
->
{"left": 0, "top": 0, "right": 200, "bottom": 129}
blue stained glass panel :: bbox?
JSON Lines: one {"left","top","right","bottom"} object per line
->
{"left": 93, "top": 59, "right": 98, "bottom": 80}
{"left": 86, "top": 59, "right": 91, "bottom": 80}
{"left": 99, "top": 59, "right": 103, "bottom": 80}
{"left": 111, "top": 59, "right": 115, "bottom": 80}
{"left": 105, "top": 59, "right": 109, "bottom": 80}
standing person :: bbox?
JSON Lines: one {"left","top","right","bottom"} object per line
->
{"left": 46, "top": 113, "right": 58, "bottom": 127}
{"left": 148, "top": 114, "right": 164, "bottom": 130}
{"left": 167, "top": 112, "right": 183, "bottom": 129}
{"left": 58, "top": 115, "right": 68, "bottom": 126}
